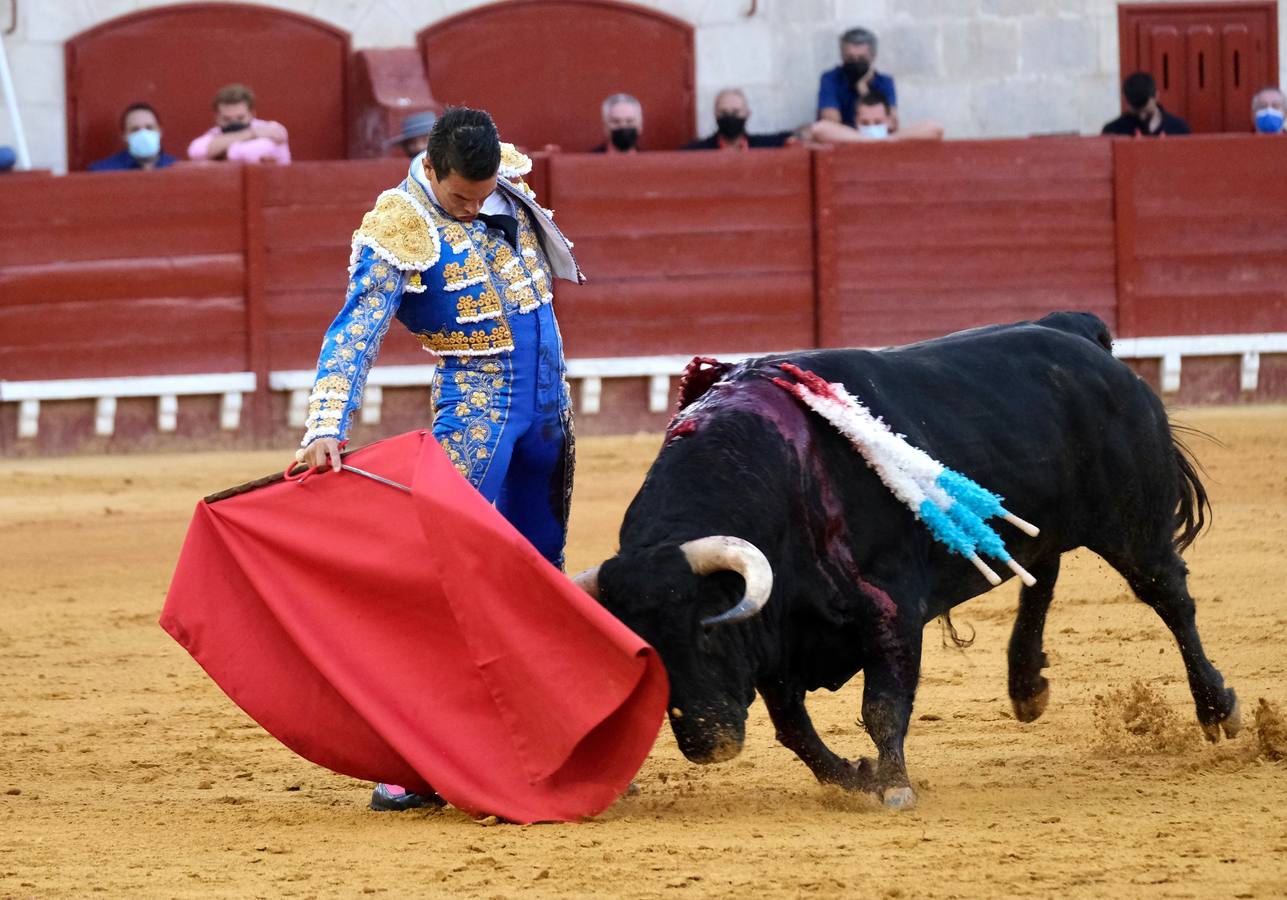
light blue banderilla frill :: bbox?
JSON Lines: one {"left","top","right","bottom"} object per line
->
{"left": 773, "top": 363, "right": 1041, "bottom": 586}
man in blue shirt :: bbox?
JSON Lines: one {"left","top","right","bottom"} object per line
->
{"left": 817, "top": 27, "right": 898, "bottom": 131}
{"left": 88, "top": 103, "right": 177, "bottom": 171}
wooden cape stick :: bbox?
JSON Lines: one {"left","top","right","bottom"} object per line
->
{"left": 202, "top": 448, "right": 410, "bottom": 504}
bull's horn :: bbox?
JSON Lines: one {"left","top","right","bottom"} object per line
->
{"left": 680, "top": 536, "right": 774, "bottom": 627}
{"left": 572, "top": 566, "right": 601, "bottom": 599}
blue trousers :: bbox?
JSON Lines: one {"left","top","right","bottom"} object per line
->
{"left": 429, "top": 307, "right": 573, "bottom": 568}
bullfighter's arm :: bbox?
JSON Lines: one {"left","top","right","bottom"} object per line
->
{"left": 299, "top": 244, "right": 406, "bottom": 451}
{"left": 298, "top": 188, "right": 440, "bottom": 469}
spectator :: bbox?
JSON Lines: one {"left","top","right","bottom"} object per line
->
{"left": 386, "top": 110, "right": 437, "bottom": 157}
{"left": 594, "top": 93, "right": 643, "bottom": 153}
{"left": 88, "top": 102, "right": 177, "bottom": 171}
{"left": 188, "top": 83, "right": 291, "bottom": 164}
{"left": 1252, "top": 86, "right": 1285, "bottom": 134}
{"left": 818, "top": 27, "right": 898, "bottom": 131}
{"left": 1102, "top": 72, "right": 1189, "bottom": 137}
{"left": 683, "top": 89, "right": 795, "bottom": 151}
{"left": 810, "top": 91, "right": 942, "bottom": 143}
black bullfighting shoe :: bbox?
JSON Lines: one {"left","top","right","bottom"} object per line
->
{"left": 369, "top": 782, "right": 445, "bottom": 812}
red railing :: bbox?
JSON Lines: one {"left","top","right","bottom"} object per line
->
{"left": 3, "top": 134, "right": 1287, "bottom": 448}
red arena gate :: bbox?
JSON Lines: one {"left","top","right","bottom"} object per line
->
{"left": 417, "top": 0, "right": 695, "bottom": 153}
{"left": 65, "top": 3, "right": 351, "bottom": 171}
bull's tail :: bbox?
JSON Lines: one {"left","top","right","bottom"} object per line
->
{"left": 1171, "top": 425, "right": 1213, "bottom": 553}
{"left": 939, "top": 611, "right": 975, "bottom": 649}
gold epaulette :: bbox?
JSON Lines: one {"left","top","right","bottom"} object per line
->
{"left": 351, "top": 189, "right": 440, "bottom": 272}
{"left": 498, "top": 142, "right": 532, "bottom": 179}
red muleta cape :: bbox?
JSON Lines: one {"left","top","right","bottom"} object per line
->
{"left": 159, "top": 430, "right": 668, "bottom": 823}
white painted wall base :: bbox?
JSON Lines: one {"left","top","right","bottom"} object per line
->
{"left": 0, "top": 372, "right": 255, "bottom": 439}
{"left": 4, "top": 334, "right": 1286, "bottom": 443}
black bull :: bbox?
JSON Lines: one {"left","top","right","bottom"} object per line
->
{"left": 578, "top": 313, "right": 1240, "bottom": 808}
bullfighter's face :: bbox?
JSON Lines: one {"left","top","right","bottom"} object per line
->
{"left": 426, "top": 163, "right": 499, "bottom": 223}
{"left": 597, "top": 546, "right": 758, "bottom": 764}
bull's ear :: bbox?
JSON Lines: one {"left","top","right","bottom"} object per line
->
{"left": 571, "top": 566, "right": 601, "bottom": 599}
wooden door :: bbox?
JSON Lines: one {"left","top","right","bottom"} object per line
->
{"left": 1119, "top": 2, "right": 1278, "bottom": 132}
{"left": 417, "top": 0, "right": 695, "bottom": 153}
{"left": 66, "top": 3, "right": 350, "bottom": 171}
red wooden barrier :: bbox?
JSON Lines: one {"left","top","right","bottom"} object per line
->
{"left": 253, "top": 159, "right": 411, "bottom": 375}
{"left": 1114, "top": 134, "right": 1287, "bottom": 337}
{"left": 817, "top": 137, "right": 1118, "bottom": 348}
{"left": 550, "top": 149, "right": 818, "bottom": 358}
{"left": 0, "top": 166, "right": 246, "bottom": 380}
{"left": 5, "top": 137, "right": 1287, "bottom": 455}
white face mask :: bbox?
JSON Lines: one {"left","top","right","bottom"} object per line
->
{"left": 127, "top": 128, "right": 162, "bottom": 159}
{"left": 858, "top": 123, "right": 888, "bottom": 139}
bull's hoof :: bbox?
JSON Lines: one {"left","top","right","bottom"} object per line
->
{"left": 1200, "top": 697, "right": 1242, "bottom": 743}
{"left": 831, "top": 757, "right": 877, "bottom": 793}
{"left": 1012, "top": 683, "right": 1050, "bottom": 724}
{"left": 882, "top": 786, "right": 917, "bottom": 810}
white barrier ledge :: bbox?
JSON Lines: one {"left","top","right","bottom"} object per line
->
{"left": 580, "top": 377, "right": 602, "bottom": 415}
{"left": 220, "top": 392, "right": 243, "bottom": 431}
{"left": 1112, "top": 333, "right": 1287, "bottom": 393}
{"left": 268, "top": 336, "right": 1287, "bottom": 425}
{"left": 0, "top": 372, "right": 256, "bottom": 439}
{"left": 7, "top": 334, "right": 1285, "bottom": 443}
{"left": 274, "top": 366, "right": 439, "bottom": 427}
{"left": 0, "top": 372, "right": 256, "bottom": 401}
{"left": 158, "top": 395, "right": 178, "bottom": 432}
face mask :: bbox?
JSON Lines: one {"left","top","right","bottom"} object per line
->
{"left": 610, "top": 127, "right": 638, "bottom": 151}
{"left": 220, "top": 121, "right": 251, "bottom": 134}
{"left": 715, "top": 114, "right": 746, "bottom": 140}
{"left": 127, "top": 128, "right": 161, "bottom": 159}
{"left": 1255, "top": 108, "right": 1284, "bottom": 134}
{"left": 843, "top": 59, "right": 870, "bottom": 83}
{"left": 858, "top": 123, "right": 888, "bottom": 139}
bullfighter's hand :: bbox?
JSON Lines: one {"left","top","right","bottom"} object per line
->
{"left": 299, "top": 437, "right": 342, "bottom": 473}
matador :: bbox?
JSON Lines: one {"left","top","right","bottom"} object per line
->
{"left": 296, "top": 108, "right": 584, "bottom": 811}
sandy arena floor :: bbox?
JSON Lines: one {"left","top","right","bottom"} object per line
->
{"left": 2, "top": 406, "right": 1286, "bottom": 898}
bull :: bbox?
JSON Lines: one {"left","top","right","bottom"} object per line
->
{"left": 575, "top": 312, "right": 1240, "bottom": 808}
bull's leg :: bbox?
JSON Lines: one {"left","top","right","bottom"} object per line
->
{"left": 1007, "top": 556, "right": 1061, "bottom": 723}
{"left": 858, "top": 615, "right": 923, "bottom": 809}
{"left": 760, "top": 686, "right": 870, "bottom": 789}
{"left": 1114, "top": 552, "right": 1240, "bottom": 740}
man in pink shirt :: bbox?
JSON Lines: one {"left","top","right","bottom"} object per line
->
{"left": 187, "top": 83, "right": 291, "bottom": 164}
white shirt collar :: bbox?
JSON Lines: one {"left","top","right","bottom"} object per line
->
{"left": 410, "top": 152, "right": 513, "bottom": 217}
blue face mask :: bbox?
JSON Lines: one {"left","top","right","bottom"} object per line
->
{"left": 1254, "top": 107, "right": 1284, "bottom": 134}
{"left": 858, "top": 123, "right": 889, "bottom": 139}
{"left": 128, "top": 128, "right": 161, "bottom": 159}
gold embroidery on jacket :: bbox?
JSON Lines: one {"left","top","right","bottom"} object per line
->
{"left": 352, "top": 190, "right": 439, "bottom": 271}
{"left": 456, "top": 286, "right": 503, "bottom": 322}
{"left": 417, "top": 321, "right": 514, "bottom": 356}
{"left": 442, "top": 253, "right": 489, "bottom": 291}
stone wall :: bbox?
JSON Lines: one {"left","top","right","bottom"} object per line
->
{"left": 2, "top": 0, "right": 1285, "bottom": 171}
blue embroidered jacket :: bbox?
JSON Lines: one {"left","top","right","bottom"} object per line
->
{"left": 301, "top": 146, "right": 582, "bottom": 447}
